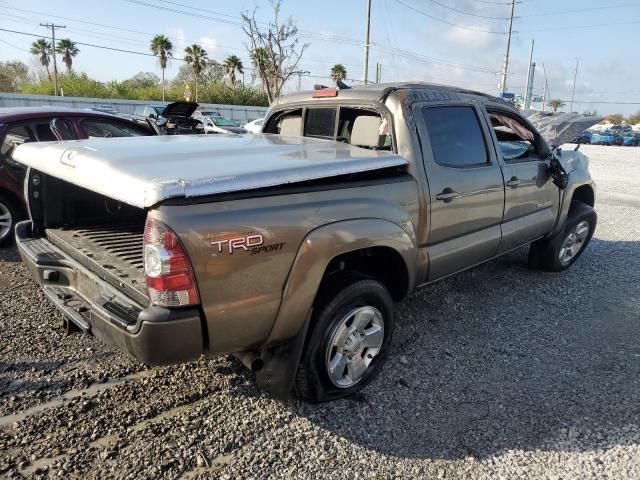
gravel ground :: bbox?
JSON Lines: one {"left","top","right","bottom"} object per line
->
{"left": 1, "top": 145, "right": 639, "bottom": 479}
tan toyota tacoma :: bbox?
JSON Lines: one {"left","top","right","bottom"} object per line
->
{"left": 13, "top": 83, "right": 597, "bottom": 402}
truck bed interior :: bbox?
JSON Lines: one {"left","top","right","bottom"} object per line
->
{"left": 36, "top": 175, "right": 149, "bottom": 305}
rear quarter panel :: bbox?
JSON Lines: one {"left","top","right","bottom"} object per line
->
{"left": 152, "top": 177, "right": 419, "bottom": 354}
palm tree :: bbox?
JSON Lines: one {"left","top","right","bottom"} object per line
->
{"left": 183, "top": 44, "right": 208, "bottom": 102}
{"left": 549, "top": 99, "right": 565, "bottom": 112}
{"left": 330, "top": 64, "right": 347, "bottom": 84}
{"left": 56, "top": 39, "right": 79, "bottom": 74}
{"left": 223, "top": 55, "right": 244, "bottom": 88}
{"left": 30, "top": 39, "right": 52, "bottom": 81}
{"left": 150, "top": 35, "right": 173, "bottom": 101}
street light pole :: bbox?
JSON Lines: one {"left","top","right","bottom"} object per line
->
{"left": 499, "top": 0, "right": 516, "bottom": 95}
{"left": 363, "top": 0, "right": 372, "bottom": 84}
{"left": 40, "top": 22, "right": 65, "bottom": 96}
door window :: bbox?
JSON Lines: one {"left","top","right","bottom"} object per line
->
{"left": 487, "top": 111, "right": 539, "bottom": 162}
{"left": 422, "top": 106, "right": 489, "bottom": 168}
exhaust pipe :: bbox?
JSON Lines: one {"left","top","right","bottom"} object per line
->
{"left": 234, "top": 351, "right": 264, "bottom": 372}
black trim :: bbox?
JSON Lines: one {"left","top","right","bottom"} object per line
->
{"left": 160, "top": 168, "right": 412, "bottom": 206}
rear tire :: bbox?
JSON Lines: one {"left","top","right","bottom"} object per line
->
{"left": 528, "top": 201, "right": 596, "bottom": 272}
{"left": 0, "top": 194, "right": 21, "bottom": 247}
{"left": 294, "top": 278, "right": 394, "bottom": 403}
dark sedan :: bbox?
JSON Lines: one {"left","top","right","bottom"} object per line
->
{"left": 0, "top": 107, "right": 153, "bottom": 245}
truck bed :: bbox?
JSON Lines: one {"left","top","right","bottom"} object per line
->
{"left": 46, "top": 224, "right": 148, "bottom": 305}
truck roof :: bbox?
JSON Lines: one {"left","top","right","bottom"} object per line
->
{"left": 272, "top": 82, "right": 508, "bottom": 108}
{"left": 12, "top": 134, "right": 407, "bottom": 209}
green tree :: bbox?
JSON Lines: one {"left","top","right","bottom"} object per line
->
{"left": 122, "top": 72, "right": 160, "bottom": 90}
{"left": 150, "top": 34, "right": 173, "bottom": 101}
{"left": 549, "top": 99, "right": 565, "bottom": 112}
{"left": 627, "top": 111, "right": 640, "bottom": 125}
{"left": 223, "top": 55, "right": 244, "bottom": 88}
{"left": 242, "top": 0, "right": 308, "bottom": 102}
{"left": 330, "top": 64, "right": 347, "bottom": 84}
{"left": 56, "top": 39, "right": 79, "bottom": 74}
{"left": 30, "top": 38, "right": 52, "bottom": 81}
{"left": 0, "top": 61, "right": 31, "bottom": 92}
{"left": 605, "top": 114, "right": 625, "bottom": 126}
{"left": 184, "top": 44, "right": 208, "bottom": 102}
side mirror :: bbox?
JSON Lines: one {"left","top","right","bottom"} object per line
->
{"left": 148, "top": 113, "right": 157, "bottom": 120}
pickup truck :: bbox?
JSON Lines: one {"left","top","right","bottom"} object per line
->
{"left": 13, "top": 83, "right": 597, "bottom": 402}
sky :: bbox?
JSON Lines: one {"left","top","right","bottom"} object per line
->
{"left": 1, "top": 0, "right": 639, "bottom": 115}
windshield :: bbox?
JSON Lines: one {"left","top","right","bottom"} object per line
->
{"left": 214, "top": 117, "right": 237, "bottom": 127}
{"left": 153, "top": 106, "right": 165, "bottom": 115}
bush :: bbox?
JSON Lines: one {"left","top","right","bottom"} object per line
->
{"left": 14, "top": 71, "right": 268, "bottom": 106}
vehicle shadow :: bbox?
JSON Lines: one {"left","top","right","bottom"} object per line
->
{"left": 294, "top": 239, "right": 640, "bottom": 459}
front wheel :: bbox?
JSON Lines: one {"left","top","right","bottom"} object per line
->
{"left": 529, "top": 201, "right": 597, "bottom": 272}
{"left": 294, "top": 279, "right": 394, "bottom": 402}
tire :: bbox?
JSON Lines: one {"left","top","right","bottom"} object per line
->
{"left": 0, "top": 193, "right": 21, "bottom": 247}
{"left": 294, "top": 278, "right": 394, "bottom": 402}
{"left": 528, "top": 201, "right": 597, "bottom": 272}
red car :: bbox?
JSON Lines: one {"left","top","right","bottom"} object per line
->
{"left": 0, "top": 107, "right": 154, "bottom": 245}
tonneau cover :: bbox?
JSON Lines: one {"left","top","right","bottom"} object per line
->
{"left": 13, "top": 134, "right": 407, "bottom": 208}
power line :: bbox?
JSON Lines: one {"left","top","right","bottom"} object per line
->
{"left": 519, "top": 2, "right": 640, "bottom": 18}
{"left": 522, "top": 18, "right": 640, "bottom": 32}
{"left": 393, "top": 0, "right": 509, "bottom": 34}
{"left": 416, "top": 0, "right": 510, "bottom": 20}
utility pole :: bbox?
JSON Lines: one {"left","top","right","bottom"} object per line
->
{"left": 499, "top": 0, "right": 516, "bottom": 96}
{"left": 523, "top": 39, "right": 534, "bottom": 108}
{"left": 375, "top": 62, "right": 382, "bottom": 83}
{"left": 541, "top": 63, "right": 549, "bottom": 112}
{"left": 363, "top": 0, "right": 372, "bottom": 84}
{"left": 40, "top": 22, "right": 65, "bottom": 96}
{"left": 570, "top": 58, "right": 579, "bottom": 113}
{"left": 296, "top": 70, "right": 309, "bottom": 92}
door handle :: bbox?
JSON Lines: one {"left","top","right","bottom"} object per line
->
{"left": 506, "top": 177, "right": 520, "bottom": 188}
{"left": 435, "top": 190, "right": 460, "bottom": 202}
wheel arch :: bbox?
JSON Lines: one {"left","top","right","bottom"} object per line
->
{"left": 572, "top": 184, "right": 595, "bottom": 207}
{"left": 264, "top": 218, "right": 416, "bottom": 347}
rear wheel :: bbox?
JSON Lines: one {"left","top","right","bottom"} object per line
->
{"left": 529, "top": 201, "right": 596, "bottom": 272}
{"left": 294, "top": 278, "right": 394, "bottom": 402}
{"left": 0, "top": 194, "right": 20, "bottom": 247}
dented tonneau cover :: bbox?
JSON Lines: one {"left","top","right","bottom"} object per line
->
{"left": 13, "top": 134, "right": 407, "bottom": 209}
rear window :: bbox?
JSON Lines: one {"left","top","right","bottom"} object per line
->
{"left": 422, "top": 106, "right": 489, "bottom": 168}
{"left": 304, "top": 108, "right": 336, "bottom": 139}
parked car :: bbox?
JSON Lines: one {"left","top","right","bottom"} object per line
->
{"left": 244, "top": 118, "right": 264, "bottom": 134}
{"left": 590, "top": 131, "right": 614, "bottom": 145}
{"left": 192, "top": 109, "right": 221, "bottom": 120}
{"left": 0, "top": 107, "right": 154, "bottom": 245}
{"left": 135, "top": 102, "right": 203, "bottom": 135}
{"left": 201, "top": 115, "right": 248, "bottom": 134}
{"left": 13, "top": 83, "right": 598, "bottom": 402}
{"left": 133, "top": 105, "right": 165, "bottom": 124}
{"left": 570, "top": 130, "right": 591, "bottom": 144}
{"left": 622, "top": 132, "right": 640, "bottom": 146}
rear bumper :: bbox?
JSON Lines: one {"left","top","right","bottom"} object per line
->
{"left": 16, "top": 221, "right": 204, "bottom": 365}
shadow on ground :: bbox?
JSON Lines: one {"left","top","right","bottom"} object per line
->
{"left": 296, "top": 239, "right": 640, "bottom": 459}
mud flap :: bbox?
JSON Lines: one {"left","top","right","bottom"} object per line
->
{"left": 255, "top": 310, "right": 312, "bottom": 400}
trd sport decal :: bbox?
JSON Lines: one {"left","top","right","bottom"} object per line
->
{"left": 208, "top": 233, "right": 285, "bottom": 255}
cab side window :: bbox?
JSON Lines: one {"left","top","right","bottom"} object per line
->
{"left": 422, "top": 106, "right": 489, "bottom": 168}
{"left": 487, "top": 111, "right": 539, "bottom": 162}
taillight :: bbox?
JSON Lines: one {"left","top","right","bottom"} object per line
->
{"left": 143, "top": 217, "right": 199, "bottom": 307}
